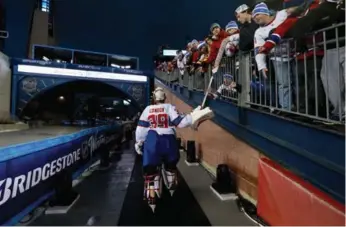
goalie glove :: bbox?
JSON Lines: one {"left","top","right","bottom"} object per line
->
{"left": 190, "top": 107, "right": 214, "bottom": 129}
{"left": 192, "top": 105, "right": 202, "bottom": 114}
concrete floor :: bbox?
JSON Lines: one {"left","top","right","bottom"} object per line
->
{"left": 30, "top": 140, "right": 254, "bottom": 226}
{"left": 177, "top": 152, "right": 255, "bottom": 226}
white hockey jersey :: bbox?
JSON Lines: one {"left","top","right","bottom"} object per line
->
{"left": 177, "top": 58, "right": 185, "bottom": 75}
{"left": 254, "top": 10, "right": 288, "bottom": 71}
{"left": 214, "top": 33, "right": 240, "bottom": 69}
{"left": 216, "top": 83, "right": 237, "bottom": 96}
{"left": 225, "top": 33, "right": 240, "bottom": 57}
{"left": 183, "top": 52, "right": 190, "bottom": 65}
{"left": 135, "top": 103, "right": 192, "bottom": 142}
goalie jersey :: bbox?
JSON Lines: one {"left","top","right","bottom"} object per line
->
{"left": 136, "top": 103, "right": 192, "bottom": 142}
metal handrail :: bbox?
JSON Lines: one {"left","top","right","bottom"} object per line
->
{"left": 155, "top": 22, "right": 346, "bottom": 126}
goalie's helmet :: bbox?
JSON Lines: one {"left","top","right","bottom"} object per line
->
{"left": 153, "top": 87, "right": 166, "bottom": 101}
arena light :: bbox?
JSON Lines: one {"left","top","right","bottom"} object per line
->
{"left": 111, "top": 63, "right": 120, "bottom": 68}
{"left": 163, "top": 49, "right": 177, "bottom": 56}
{"left": 17, "top": 65, "right": 147, "bottom": 82}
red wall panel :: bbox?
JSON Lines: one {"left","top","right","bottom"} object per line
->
{"left": 257, "top": 158, "right": 345, "bottom": 226}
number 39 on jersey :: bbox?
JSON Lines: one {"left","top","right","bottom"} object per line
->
{"left": 148, "top": 113, "right": 169, "bottom": 128}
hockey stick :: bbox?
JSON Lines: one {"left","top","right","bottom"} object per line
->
{"left": 191, "top": 72, "right": 215, "bottom": 131}
{"left": 201, "top": 74, "right": 215, "bottom": 109}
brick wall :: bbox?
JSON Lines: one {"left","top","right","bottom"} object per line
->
{"left": 163, "top": 85, "right": 260, "bottom": 203}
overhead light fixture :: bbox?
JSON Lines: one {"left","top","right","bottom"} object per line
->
{"left": 110, "top": 55, "right": 131, "bottom": 61}
{"left": 111, "top": 63, "right": 120, "bottom": 68}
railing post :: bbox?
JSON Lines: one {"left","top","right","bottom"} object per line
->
{"left": 205, "top": 66, "right": 211, "bottom": 91}
{"left": 194, "top": 71, "right": 203, "bottom": 91}
{"left": 179, "top": 71, "right": 184, "bottom": 86}
{"left": 238, "top": 52, "right": 251, "bottom": 108}
{"left": 188, "top": 72, "right": 194, "bottom": 90}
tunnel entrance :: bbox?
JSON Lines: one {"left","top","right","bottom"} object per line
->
{"left": 20, "top": 80, "right": 142, "bottom": 124}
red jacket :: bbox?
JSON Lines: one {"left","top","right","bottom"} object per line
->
{"left": 261, "top": 0, "right": 320, "bottom": 53}
{"left": 192, "top": 51, "right": 200, "bottom": 63}
{"left": 296, "top": 33, "right": 324, "bottom": 61}
{"left": 206, "top": 30, "right": 230, "bottom": 64}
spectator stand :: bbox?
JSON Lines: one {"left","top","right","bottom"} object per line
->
{"left": 155, "top": 0, "right": 345, "bottom": 209}
{"left": 156, "top": 5, "right": 345, "bottom": 132}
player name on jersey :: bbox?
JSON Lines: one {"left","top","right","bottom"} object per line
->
{"left": 149, "top": 107, "right": 165, "bottom": 113}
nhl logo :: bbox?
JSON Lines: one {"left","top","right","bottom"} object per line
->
{"left": 22, "top": 77, "right": 37, "bottom": 93}
{"left": 131, "top": 85, "right": 143, "bottom": 101}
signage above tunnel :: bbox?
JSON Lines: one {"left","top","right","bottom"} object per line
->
{"left": 16, "top": 65, "right": 147, "bottom": 82}
{"left": 11, "top": 58, "right": 151, "bottom": 117}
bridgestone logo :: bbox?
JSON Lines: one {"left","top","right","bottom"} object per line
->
{"left": 0, "top": 149, "right": 81, "bottom": 207}
{"left": 0, "top": 133, "right": 116, "bottom": 208}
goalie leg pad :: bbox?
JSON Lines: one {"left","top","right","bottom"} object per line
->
{"left": 162, "top": 162, "right": 178, "bottom": 195}
{"left": 143, "top": 166, "right": 161, "bottom": 204}
{"left": 163, "top": 169, "right": 178, "bottom": 190}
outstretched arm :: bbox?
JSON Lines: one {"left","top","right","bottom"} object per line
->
{"left": 214, "top": 38, "right": 230, "bottom": 68}
{"left": 168, "top": 105, "right": 193, "bottom": 128}
{"left": 254, "top": 29, "right": 267, "bottom": 72}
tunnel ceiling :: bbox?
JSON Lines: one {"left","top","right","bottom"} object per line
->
{"left": 21, "top": 80, "right": 140, "bottom": 119}
{"left": 35, "top": 80, "right": 132, "bottom": 100}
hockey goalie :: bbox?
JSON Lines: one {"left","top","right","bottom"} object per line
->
{"left": 135, "top": 87, "right": 214, "bottom": 212}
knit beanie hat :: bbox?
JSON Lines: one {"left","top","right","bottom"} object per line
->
{"left": 197, "top": 41, "right": 206, "bottom": 49}
{"left": 223, "top": 74, "right": 233, "bottom": 80}
{"left": 210, "top": 23, "right": 221, "bottom": 32}
{"left": 235, "top": 4, "right": 249, "bottom": 14}
{"left": 191, "top": 39, "right": 198, "bottom": 45}
{"left": 225, "top": 21, "right": 238, "bottom": 31}
{"left": 252, "top": 2, "right": 270, "bottom": 17}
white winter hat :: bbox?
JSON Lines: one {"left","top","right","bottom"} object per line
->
{"left": 235, "top": 4, "right": 249, "bottom": 14}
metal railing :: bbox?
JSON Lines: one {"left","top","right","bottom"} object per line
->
{"left": 156, "top": 23, "right": 345, "bottom": 125}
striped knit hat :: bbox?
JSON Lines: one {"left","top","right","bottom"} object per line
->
{"left": 252, "top": 2, "right": 270, "bottom": 17}
{"left": 191, "top": 39, "right": 198, "bottom": 45}
{"left": 223, "top": 74, "right": 233, "bottom": 80}
{"left": 197, "top": 41, "right": 206, "bottom": 49}
{"left": 225, "top": 21, "right": 238, "bottom": 31}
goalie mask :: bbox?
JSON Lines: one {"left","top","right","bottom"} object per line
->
{"left": 153, "top": 87, "right": 166, "bottom": 101}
